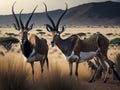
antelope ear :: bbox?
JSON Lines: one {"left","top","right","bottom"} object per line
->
{"left": 26, "top": 24, "right": 34, "bottom": 31}
{"left": 46, "top": 24, "right": 53, "bottom": 32}
{"left": 60, "top": 25, "right": 65, "bottom": 34}
{"left": 13, "top": 23, "right": 20, "bottom": 30}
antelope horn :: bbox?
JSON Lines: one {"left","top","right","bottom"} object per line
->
{"left": 25, "top": 5, "right": 38, "bottom": 29}
{"left": 12, "top": 2, "right": 20, "bottom": 30}
{"left": 56, "top": 3, "right": 68, "bottom": 30}
{"left": 44, "top": 3, "right": 56, "bottom": 29}
{"left": 19, "top": 9, "right": 24, "bottom": 30}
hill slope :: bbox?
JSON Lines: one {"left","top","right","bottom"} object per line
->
{"left": 0, "top": 1, "right": 120, "bottom": 27}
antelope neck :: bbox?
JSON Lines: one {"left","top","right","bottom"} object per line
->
{"left": 55, "top": 37, "right": 74, "bottom": 56}
{"left": 21, "top": 40, "right": 33, "bottom": 58}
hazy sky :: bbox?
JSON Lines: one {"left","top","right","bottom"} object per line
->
{"left": 0, "top": 0, "right": 119, "bottom": 15}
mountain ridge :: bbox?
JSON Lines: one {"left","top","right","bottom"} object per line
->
{"left": 0, "top": 1, "right": 120, "bottom": 27}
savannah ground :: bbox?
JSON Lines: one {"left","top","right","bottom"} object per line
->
{"left": 0, "top": 27, "right": 120, "bottom": 90}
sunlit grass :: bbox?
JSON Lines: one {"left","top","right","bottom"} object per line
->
{"left": 0, "top": 56, "right": 28, "bottom": 90}
{"left": 0, "top": 54, "right": 88, "bottom": 90}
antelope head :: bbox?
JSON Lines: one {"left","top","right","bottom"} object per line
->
{"left": 44, "top": 3, "right": 68, "bottom": 47}
{"left": 12, "top": 2, "right": 37, "bottom": 44}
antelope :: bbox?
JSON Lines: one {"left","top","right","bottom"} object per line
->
{"left": 12, "top": 2, "right": 49, "bottom": 77}
{"left": 44, "top": 3, "right": 120, "bottom": 83}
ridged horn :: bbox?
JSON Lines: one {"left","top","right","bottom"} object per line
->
{"left": 44, "top": 3, "right": 56, "bottom": 30}
{"left": 25, "top": 5, "right": 38, "bottom": 29}
{"left": 12, "top": 2, "right": 20, "bottom": 30}
{"left": 19, "top": 9, "right": 24, "bottom": 30}
{"left": 56, "top": 3, "right": 68, "bottom": 30}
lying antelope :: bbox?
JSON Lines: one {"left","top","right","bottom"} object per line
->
{"left": 12, "top": 2, "right": 49, "bottom": 77}
{"left": 44, "top": 3, "right": 120, "bottom": 83}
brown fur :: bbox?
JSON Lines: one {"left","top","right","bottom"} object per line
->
{"left": 29, "top": 34, "right": 48, "bottom": 56}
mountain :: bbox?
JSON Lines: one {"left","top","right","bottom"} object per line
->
{"left": 0, "top": 1, "right": 120, "bottom": 27}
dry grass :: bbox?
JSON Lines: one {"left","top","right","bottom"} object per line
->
{"left": 0, "top": 27, "right": 120, "bottom": 90}
{"left": 115, "top": 53, "right": 120, "bottom": 74}
{"left": 29, "top": 65, "right": 87, "bottom": 90}
{"left": 0, "top": 57, "right": 28, "bottom": 90}
{"left": 0, "top": 55, "right": 88, "bottom": 90}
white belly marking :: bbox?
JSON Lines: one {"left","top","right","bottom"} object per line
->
{"left": 22, "top": 49, "right": 44, "bottom": 62}
{"left": 64, "top": 48, "right": 100, "bottom": 63}
{"left": 79, "top": 51, "right": 96, "bottom": 62}
{"left": 65, "top": 51, "right": 79, "bottom": 62}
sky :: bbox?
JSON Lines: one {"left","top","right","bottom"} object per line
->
{"left": 0, "top": 0, "right": 119, "bottom": 15}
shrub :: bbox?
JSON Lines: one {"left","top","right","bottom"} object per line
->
{"left": 36, "top": 29, "right": 42, "bottom": 32}
{"left": 110, "top": 38, "right": 120, "bottom": 45}
{"left": 106, "top": 33, "right": 113, "bottom": 36}
{"left": 77, "top": 32, "right": 86, "bottom": 37}
{"left": 0, "top": 37, "right": 19, "bottom": 44}
{"left": 5, "top": 33, "right": 19, "bottom": 37}
{"left": 37, "top": 32, "right": 46, "bottom": 35}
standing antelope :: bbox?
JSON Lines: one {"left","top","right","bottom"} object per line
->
{"left": 44, "top": 3, "right": 120, "bottom": 83}
{"left": 12, "top": 2, "right": 49, "bottom": 77}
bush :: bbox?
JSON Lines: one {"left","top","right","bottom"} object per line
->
{"left": 77, "top": 32, "right": 86, "bottom": 37}
{"left": 106, "top": 33, "right": 113, "bottom": 36}
{"left": 0, "top": 37, "right": 19, "bottom": 44}
{"left": 110, "top": 38, "right": 120, "bottom": 45}
{"left": 37, "top": 32, "right": 46, "bottom": 35}
{"left": 5, "top": 33, "right": 19, "bottom": 37}
{"left": 36, "top": 29, "right": 42, "bottom": 32}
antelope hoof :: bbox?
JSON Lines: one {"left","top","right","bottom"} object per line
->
{"left": 32, "top": 70, "right": 34, "bottom": 75}
{"left": 69, "top": 72, "right": 72, "bottom": 76}
{"left": 104, "top": 77, "right": 109, "bottom": 83}
{"left": 88, "top": 80, "right": 93, "bottom": 83}
{"left": 75, "top": 72, "right": 78, "bottom": 76}
{"left": 41, "top": 69, "right": 44, "bottom": 73}
{"left": 88, "top": 79, "right": 95, "bottom": 83}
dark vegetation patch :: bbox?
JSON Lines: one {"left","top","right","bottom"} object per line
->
{"left": 0, "top": 37, "right": 19, "bottom": 51}
{"left": 106, "top": 33, "right": 114, "bottom": 36}
{"left": 5, "top": 33, "right": 19, "bottom": 37}
{"left": 36, "top": 29, "right": 46, "bottom": 35}
{"left": 0, "top": 37, "right": 19, "bottom": 44}
{"left": 36, "top": 29, "right": 42, "bottom": 32}
{"left": 77, "top": 32, "right": 86, "bottom": 37}
{"left": 110, "top": 38, "right": 120, "bottom": 45}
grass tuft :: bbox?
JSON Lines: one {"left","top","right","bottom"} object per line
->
{"left": 115, "top": 53, "right": 120, "bottom": 74}
{"left": 0, "top": 58, "right": 28, "bottom": 90}
{"left": 0, "top": 56, "right": 88, "bottom": 90}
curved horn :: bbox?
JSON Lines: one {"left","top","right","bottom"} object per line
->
{"left": 44, "top": 3, "right": 56, "bottom": 30}
{"left": 19, "top": 9, "right": 24, "bottom": 30}
{"left": 56, "top": 3, "right": 68, "bottom": 30}
{"left": 12, "top": 2, "right": 20, "bottom": 30}
{"left": 25, "top": 5, "right": 38, "bottom": 29}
